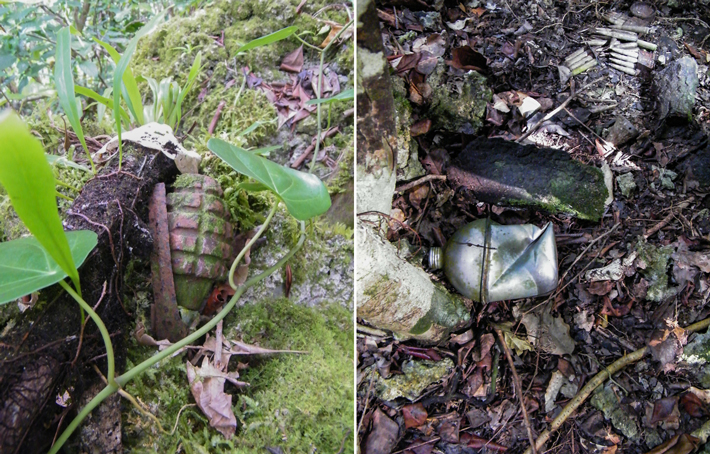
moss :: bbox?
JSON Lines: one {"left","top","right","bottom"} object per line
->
{"left": 123, "top": 298, "right": 353, "bottom": 454}
{"left": 429, "top": 70, "right": 491, "bottom": 134}
{"left": 408, "top": 284, "right": 470, "bottom": 335}
{"left": 635, "top": 239, "right": 675, "bottom": 302}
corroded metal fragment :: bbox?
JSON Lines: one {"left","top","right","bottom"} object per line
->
{"left": 149, "top": 182, "right": 188, "bottom": 342}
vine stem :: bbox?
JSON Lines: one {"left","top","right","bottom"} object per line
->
{"left": 49, "top": 221, "right": 306, "bottom": 454}
{"left": 309, "top": 19, "right": 354, "bottom": 172}
{"left": 228, "top": 200, "right": 279, "bottom": 289}
{"left": 58, "top": 280, "right": 116, "bottom": 385}
{"left": 524, "top": 316, "right": 710, "bottom": 454}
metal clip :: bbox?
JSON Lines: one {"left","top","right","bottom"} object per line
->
{"left": 429, "top": 219, "right": 558, "bottom": 303}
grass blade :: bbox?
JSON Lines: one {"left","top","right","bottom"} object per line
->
{"left": 54, "top": 27, "right": 96, "bottom": 173}
{"left": 74, "top": 85, "right": 130, "bottom": 125}
{"left": 0, "top": 110, "right": 83, "bottom": 293}
{"left": 234, "top": 26, "right": 298, "bottom": 54}
{"left": 305, "top": 87, "right": 354, "bottom": 105}
{"left": 171, "top": 51, "right": 201, "bottom": 129}
{"left": 93, "top": 38, "right": 145, "bottom": 125}
{"left": 111, "top": 13, "right": 165, "bottom": 168}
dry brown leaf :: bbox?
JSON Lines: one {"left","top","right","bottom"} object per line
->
{"left": 280, "top": 45, "right": 304, "bottom": 73}
{"left": 319, "top": 24, "right": 343, "bottom": 48}
{"left": 186, "top": 357, "right": 242, "bottom": 439}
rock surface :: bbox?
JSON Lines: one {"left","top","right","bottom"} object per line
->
{"left": 447, "top": 138, "right": 609, "bottom": 221}
{"left": 654, "top": 56, "right": 698, "bottom": 121}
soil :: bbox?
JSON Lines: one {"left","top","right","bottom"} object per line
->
{"left": 0, "top": 143, "right": 178, "bottom": 454}
{"left": 358, "top": 0, "right": 710, "bottom": 453}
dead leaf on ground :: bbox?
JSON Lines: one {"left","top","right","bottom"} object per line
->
{"left": 186, "top": 357, "right": 243, "bottom": 439}
{"left": 648, "top": 396, "right": 680, "bottom": 428}
{"left": 521, "top": 308, "right": 575, "bottom": 356}
{"left": 319, "top": 24, "right": 343, "bottom": 48}
{"left": 645, "top": 434, "right": 699, "bottom": 454}
{"left": 364, "top": 408, "right": 400, "bottom": 454}
{"left": 403, "top": 402, "right": 428, "bottom": 429}
{"left": 447, "top": 46, "right": 488, "bottom": 72}
{"left": 280, "top": 45, "right": 304, "bottom": 73}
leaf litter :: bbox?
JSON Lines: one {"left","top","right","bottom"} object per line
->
{"left": 358, "top": 0, "right": 710, "bottom": 452}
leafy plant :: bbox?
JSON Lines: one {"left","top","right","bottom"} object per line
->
{"left": 142, "top": 51, "right": 201, "bottom": 129}
{"left": 0, "top": 230, "right": 97, "bottom": 304}
{"left": 208, "top": 138, "right": 331, "bottom": 221}
{"left": 55, "top": 26, "right": 96, "bottom": 172}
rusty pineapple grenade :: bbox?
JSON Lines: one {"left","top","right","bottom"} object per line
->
{"left": 167, "top": 174, "right": 234, "bottom": 311}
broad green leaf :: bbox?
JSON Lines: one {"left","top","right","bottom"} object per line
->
{"left": 74, "top": 85, "right": 130, "bottom": 125}
{"left": 93, "top": 38, "right": 144, "bottom": 125}
{"left": 235, "top": 181, "right": 270, "bottom": 192}
{"left": 305, "top": 88, "right": 354, "bottom": 105}
{"left": 0, "top": 110, "right": 82, "bottom": 293}
{"left": 234, "top": 26, "right": 298, "bottom": 54}
{"left": 54, "top": 27, "right": 93, "bottom": 172}
{"left": 207, "top": 138, "right": 331, "bottom": 221}
{"left": 0, "top": 230, "right": 98, "bottom": 305}
{"left": 46, "top": 153, "right": 91, "bottom": 172}
{"left": 111, "top": 13, "right": 165, "bottom": 165}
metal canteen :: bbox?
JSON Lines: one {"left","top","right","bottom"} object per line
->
{"left": 429, "top": 218, "right": 558, "bottom": 303}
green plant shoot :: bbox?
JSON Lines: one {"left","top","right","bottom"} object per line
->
{"left": 234, "top": 25, "right": 298, "bottom": 54}
{"left": 54, "top": 26, "right": 96, "bottom": 173}
{"left": 112, "top": 12, "right": 165, "bottom": 168}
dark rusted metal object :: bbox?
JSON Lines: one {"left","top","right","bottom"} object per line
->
{"left": 149, "top": 182, "right": 188, "bottom": 342}
{"left": 148, "top": 174, "right": 235, "bottom": 341}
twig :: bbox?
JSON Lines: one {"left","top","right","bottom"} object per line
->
{"left": 517, "top": 76, "right": 605, "bottom": 143}
{"left": 92, "top": 364, "right": 166, "bottom": 433}
{"left": 524, "top": 316, "right": 710, "bottom": 454}
{"left": 643, "top": 198, "right": 694, "bottom": 239}
{"left": 291, "top": 126, "right": 339, "bottom": 168}
{"left": 170, "top": 403, "right": 196, "bottom": 435}
{"left": 495, "top": 328, "right": 537, "bottom": 454}
{"left": 395, "top": 174, "right": 447, "bottom": 192}
{"left": 208, "top": 100, "right": 226, "bottom": 134}
{"left": 214, "top": 320, "right": 223, "bottom": 368}
{"left": 336, "top": 428, "right": 352, "bottom": 454}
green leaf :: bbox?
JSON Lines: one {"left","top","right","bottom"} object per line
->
{"left": 110, "top": 12, "right": 165, "bottom": 166}
{"left": 0, "top": 230, "right": 98, "bottom": 305}
{"left": 234, "top": 26, "right": 298, "bottom": 54}
{"left": 93, "top": 38, "right": 144, "bottom": 125}
{"left": 54, "top": 27, "right": 92, "bottom": 171}
{"left": 169, "top": 51, "right": 201, "bottom": 129}
{"left": 0, "top": 110, "right": 83, "bottom": 293}
{"left": 46, "top": 153, "right": 91, "bottom": 172}
{"left": 305, "top": 88, "right": 354, "bottom": 105}
{"left": 74, "top": 85, "right": 130, "bottom": 125}
{"left": 207, "top": 138, "right": 331, "bottom": 221}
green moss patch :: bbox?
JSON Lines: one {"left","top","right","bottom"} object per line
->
{"left": 123, "top": 298, "right": 353, "bottom": 454}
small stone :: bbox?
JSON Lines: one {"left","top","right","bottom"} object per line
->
{"left": 605, "top": 116, "right": 638, "bottom": 146}
{"left": 518, "top": 96, "right": 541, "bottom": 118}
{"left": 617, "top": 173, "right": 637, "bottom": 197}
{"left": 653, "top": 165, "right": 677, "bottom": 190}
{"left": 412, "top": 11, "right": 442, "bottom": 30}
{"left": 375, "top": 359, "right": 454, "bottom": 401}
{"left": 630, "top": 2, "right": 655, "bottom": 20}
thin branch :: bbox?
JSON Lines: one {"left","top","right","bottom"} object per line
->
{"left": 495, "top": 327, "right": 537, "bottom": 454}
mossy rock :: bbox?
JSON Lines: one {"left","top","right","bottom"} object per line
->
{"left": 447, "top": 138, "right": 609, "bottom": 221}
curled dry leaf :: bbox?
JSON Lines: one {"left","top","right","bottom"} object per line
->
{"left": 186, "top": 357, "right": 245, "bottom": 439}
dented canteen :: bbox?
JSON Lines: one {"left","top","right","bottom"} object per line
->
{"left": 429, "top": 218, "right": 558, "bottom": 302}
